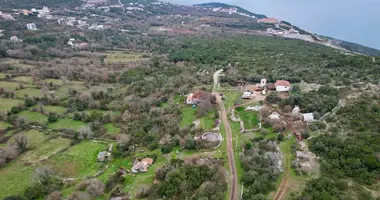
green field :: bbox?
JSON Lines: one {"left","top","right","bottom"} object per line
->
{"left": 0, "top": 73, "right": 5, "bottom": 79}
{"left": 43, "top": 105, "right": 67, "bottom": 115}
{"left": 0, "top": 160, "right": 35, "bottom": 199}
{"left": 235, "top": 107, "right": 259, "bottom": 130}
{"left": 15, "top": 129, "right": 50, "bottom": 149}
{"left": 15, "top": 88, "right": 44, "bottom": 98}
{"left": 104, "top": 123, "right": 121, "bottom": 135}
{"left": 0, "top": 81, "right": 21, "bottom": 91}
{"left": 20, "top": 137, "right": 72, "bottom": 164}
{"left": 12, "top": 76, "right": 34, "bottom": 84}
{"left": 0, "top": 121, "right": 11, "bottom": 130}
{"left": 55, "top": 83, "right": 88, "bottom": 98}
{"left": 180, "top": 106, "right": 197, "bottom": 128}
{"left": 16, "top": 111, "right": 47, "bottom": 124}
{"left": 104, "top": 51, "right": 149, "bottom": 64}
{"left": 46, "top": 141, "right": 108, "bottom": 178}
{"left": 48, "top": 118, "right": 86, "bottom": 131}
{"left": 200, "top": 110, "right": 217, "bottom": 130}
{"left": 43, "top": 78, "right": 63, "bottom": 85}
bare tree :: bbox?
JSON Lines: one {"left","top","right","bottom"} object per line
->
{"left": 86, "top": 179, "right": 105, "bottom": 197}
{"left": 46, "top": 191, "right": 63, "bottom": 200}
{"left": 67, "top": 191, "right": 91, "bottom": 200}
{"left": 14, "top": 134, "right": 28, "bottom": 153}
{"left": 116, "top": 134, "right": 131, "bottom": 153}
{"left": 260, "top": 107, "right": 271, "bottom": 119}
{"left": 78, "top": 126, "right": 93, "bottom": 140}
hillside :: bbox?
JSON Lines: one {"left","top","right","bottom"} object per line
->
{"left": 0, "top": 0, "right": 379, "bottom": 200}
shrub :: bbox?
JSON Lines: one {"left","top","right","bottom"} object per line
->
{"left": 161, "top": 144, "right": 173, "bottom": 154}
{"left": 10, "top": 106, "right": 20, "bottom": 114}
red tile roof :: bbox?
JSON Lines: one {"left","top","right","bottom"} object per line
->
{"left": 275, "top": 80, "right": 291, "bottom": 87}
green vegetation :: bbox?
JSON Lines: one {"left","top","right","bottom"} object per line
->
{"left": 104, "top": 51, "right": 149, "bottom": 64}
{"left": 0, "top": 81, "right": 21, "bottom": 91}
{"left": 103, "top": 123, "right": 121, "bottom": 135}
{"left": 47, "top": 118, "right": 86, "bottom": 131}
{"left": 43, "top": 105, "right": 67, "bottom": 115}
{"left": 180, "top": 106, "right": 197, "bottom": 128}
{"left": 15, "top": 88, "right": 44, "bottom": 98}
{"left": 0, "top": 121, "right": 11, "bottom": 130}
{"left": 0, "top": 73, "right": 6, "bottom": 79}
{"left": 16, "top": 111, "right": 48, "bottom": 124}
{"left": 0, "top": 160, "right": 35, "bottom": 199}
{"left": 19, "top": 137, "right": 71, "bottom": 163}
{"left": 43, "top": 78, "right": 63, "bottom": 85}
{"left": 12, "top": 76, "right": 35, "bottom": 84}
{"left": 235, "top": 107, "right": 259, "bottom": 129}
{"left": 46, "top": 141, "right": 107, "bottom": 178}
{"left": 20, "top": 129, "right": 49, "bottom": 149}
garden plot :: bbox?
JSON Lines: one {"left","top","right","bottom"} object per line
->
{"left": 45, "top": 141, "right": 108, "bottom": 178}
{"left": 54, "top": 82, "right": 88, "bottom": 98}
{"left": 16, "top": 111, "right": 47, "bottom": 124}
{"left": 180, "top": 106, "right": 217, "bottom": 130}
{"left": 48, "top": 118, "right": 86, "bottom": 131}
{"left": 15, "top": 88, "right": 44, "bottom": 98}
{"left": 43, "top": 105, "right": 67, "bottom": 115}
{"left": 19, "top": 137, "right": 71, "bottom": 164}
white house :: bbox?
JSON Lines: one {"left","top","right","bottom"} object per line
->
{"left": 67, "top": 38, "right": 75, "bottom": 46}
{"left": 275, "top": 80, "right": 291, "bottom": 92}
{"left": 26, "top": 23, "right": 37, "bottom": 30}
{"left": 242, "top": 91, "right": 254, "bottom": 99}
{"left": 260, "top": 78, "right": 267, "bottom": 87}
{"left": 292, "top": 106, "right": 300, "bottom": 115}
{"left": 10, "top": 36, "right": 20, "bottom": 43}
{"left": 302, "top": 113, "right": 315, "bottom": 122}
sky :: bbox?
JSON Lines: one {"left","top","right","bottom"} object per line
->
{"left": 167, "top": 0, "right": 380, "bottom": 50}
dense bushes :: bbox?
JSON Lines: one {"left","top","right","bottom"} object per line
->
{"left": 145, "top": 158, "right": 227, "bottom": 200}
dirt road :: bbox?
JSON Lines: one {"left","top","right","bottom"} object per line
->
{"left": 273, "top": 172, "right": 289, "bottom": 200}
{"left": 213, "top": 69, "right": 239, "bottom": 200}
{"left": 217, "top": 95, "right": 239, "bottom": 200}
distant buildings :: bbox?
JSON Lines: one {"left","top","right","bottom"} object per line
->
{"left": 302, "top": 113, "right": 315, "bottom": 122}
{"left": 186, "top": 91, "right": 211, "bottom": 105}
{"left": 26, "top": 23, "right": 37, "bottom": 30}
{"left": 0, "top": 11, "right": 15, "bottom": 20}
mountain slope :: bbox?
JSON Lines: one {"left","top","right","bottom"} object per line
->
{"left": 195, "top": 2, "right": 267, "bottom": 19}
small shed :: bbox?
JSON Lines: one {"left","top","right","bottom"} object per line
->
{"left": 302, "top": 113, "right": 315, "bottom": 122}
{"left": 97, "top": 151, "right": 111, "bottom": 162}
{"left": 269, "top": 112, "right": 280, "bottom": 120}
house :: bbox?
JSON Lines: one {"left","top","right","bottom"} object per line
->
{"left": 275, "top": 80, "right": 291, "bottom": 92}
{"left": 97, "top": 151, "right": 111, "bottom": 162}
{"left": 302, "top": 113, "right": 315, "bottom": 122}
{"left": 26, "top": 23, "right": 37, "bottom": 30}
{"left": 78, "top": 42, "right": 89, "bottom": 50}
{"left": 131, "top": 158, "right": 154, "bottom": 173}
{"left": 258, "top": 18, "right": 279, "bottom": 24}
{"left": 10, "top": 36, "right": 20, "bottom": 43}
{"left": 269, "top": 112, "right": 280, "bottom": 120}
{"left": 186, "top": 91, "right": 211, "bottom": 105}
{"left": 67, "top": 38, "right": 75, "bottom": 46}
{"left": 260, "top": 78, "right": 267, "bottom": 87}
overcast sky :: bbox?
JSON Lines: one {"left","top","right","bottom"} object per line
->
{"left": 166, "top": 0, "right": 380, "bottom": 50}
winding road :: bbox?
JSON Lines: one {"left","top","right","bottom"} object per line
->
{"left": 213, "top": 69, "right": 239, "bottom": 200}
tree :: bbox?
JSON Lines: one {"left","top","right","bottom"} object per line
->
{"left": 78, "top": 126, "right": 93, "bottom": 140}
{"left": 116, "top": 134, "right": 131, "bottom": 153}
{"left": 86, "top": 179, "right": 105, "bottom": 197}
{"left": 48, "top": 114, "right": 59, "bottom": 123}
{"left": 277, "top": 134, "right": 284, "bottom": 141}
{"left": 14, "top": 134, "right": 27, "bottom": 153}
{"left": 46, "top": 191, "right": 62, "bottom": 200}
{"left": 10, "top": 106, "right": 20, "bottom": 114}
{"left": 67, "top": 191, "right": 91, "bottom": 200}
{"left": 259, "top": 107, "right": 270, "bottom": 119}
{"left": 185, "top": 139, "right": 196, "bottom": 149}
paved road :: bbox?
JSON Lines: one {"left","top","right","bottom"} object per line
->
{"left": 213, "top": 69, "right": 239, "bottom": 200}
